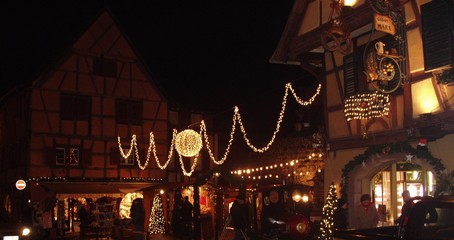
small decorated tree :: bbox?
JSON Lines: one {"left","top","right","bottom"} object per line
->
{"left": 317, "top": 182, "right": 337, "bottom": 240}
{"left": 149, "top": 194, "right": 166, "bottom": 235}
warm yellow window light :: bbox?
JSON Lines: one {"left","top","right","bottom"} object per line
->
{"left": 343, "top": 0, "right": 357, "bottom": 7}
{"left": 411, "top": 79, "right": 439, "bottom": 117}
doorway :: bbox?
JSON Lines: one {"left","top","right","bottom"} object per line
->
{"left": 371, "top": 163, "right": 435, "bottom": 224}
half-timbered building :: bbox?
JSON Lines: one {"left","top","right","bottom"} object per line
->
{"left": 0, "top": 8, "right": 217, "bottom": 235}
{"left": 271, "top": 0, "right": 454, "bottom": 226}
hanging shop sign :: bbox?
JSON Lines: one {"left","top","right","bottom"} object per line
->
{"left": 374, "top": 13, "right": 396, "bottom": 35}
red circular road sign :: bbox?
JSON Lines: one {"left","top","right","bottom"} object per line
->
{"left": 16, "top": 179, "right": 26, "bottom": 190}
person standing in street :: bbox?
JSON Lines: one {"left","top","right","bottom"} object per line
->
{"left": 353, "top": 194, "right": 379, "bottom": 229}
{"left": 396, "top": 190, "right": 415, "bottom": 238}
{"left": 334, "top": 198, "right": 348, "bottom": 229}
{"left": 230, "top": 195, "right": 248, "bottom": 240}
{"left": 181, "top": 196, "right": 193, "bottom": 240}
{"left": 130, "top": 198, "right": 145, "bottom": 240}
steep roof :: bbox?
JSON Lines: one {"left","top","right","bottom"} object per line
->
{"left": 1, "top": 4, "right": 169, "bottom": 103}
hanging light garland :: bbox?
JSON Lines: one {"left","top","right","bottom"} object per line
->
{"left": 117, "top": 82, "right": 322, "bottom": 176}
{"left": 230, "top": 151, "right": 325, "bottom": 184}
{"left": 344, "top": 91, "right": 390, "bottom": 121}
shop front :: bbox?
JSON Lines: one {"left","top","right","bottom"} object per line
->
{"left": 28, "top": 179, "right": 156, "bottom": 239}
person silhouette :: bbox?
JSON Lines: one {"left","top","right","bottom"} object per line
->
{"left": 181, "top": 196, "right": 193, "bottom": 239}
{"left": 230, "top": 195, "right": 248, "bottom": 240}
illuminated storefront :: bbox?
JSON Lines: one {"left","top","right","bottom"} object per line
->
{"left": 372, "top": 163, "right": 435, "bottom": 224}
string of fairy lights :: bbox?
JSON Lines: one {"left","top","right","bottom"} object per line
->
{"left": 344, "top": 91, "right": 390, "bottom": 121}
{"left": 231, "top": 152, "right": 324, "bottom": 182}
{"left": 118, "top": 82, "right": 322, "bottom": 176}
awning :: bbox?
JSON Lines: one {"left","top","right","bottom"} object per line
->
{"left": 39, "top": 181, "right": 159, "bottom": 194}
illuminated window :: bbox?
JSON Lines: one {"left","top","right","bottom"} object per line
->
{"left": 55, "top": 147, "right": 80, "bottom": 166}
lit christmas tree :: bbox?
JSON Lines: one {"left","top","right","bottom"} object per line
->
{"left": 317, "top": 182, "right": 338, "bottom": 240}
{"left": 149, "top": 194, "right": 166, "bottom": 234}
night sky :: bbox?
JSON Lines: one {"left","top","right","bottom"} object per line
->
{"left": 2, "top": 1, "right": 322, "bottom": 166}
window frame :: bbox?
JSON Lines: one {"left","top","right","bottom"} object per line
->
{"left": 55, "top": 146, "right": 80, "bottom": 166}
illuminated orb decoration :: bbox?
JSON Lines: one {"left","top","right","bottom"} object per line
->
{"left": 175, "top": 129, "right": 203, "bottom": 157}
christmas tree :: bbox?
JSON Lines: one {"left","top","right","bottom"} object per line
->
{"left": 317, "top": 182, "right": 337, "bottom": 240}
{"left": 149, "top": 194, "right": 166, "bottom": 234}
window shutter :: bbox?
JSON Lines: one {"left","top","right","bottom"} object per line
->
{"left": 81, "top": 149, "right": 91, "bottom": 167}
{"left": 44, "top": 147, "right": 56, "bottom": 166}
{"left": 60, "top": 94, "right": 74, "bottom": 120}
{"left": 422, "top": 0, "right": 454, "bottom": 72}
{"left": 130, "top": 101, "right": 143, "bottom": 125}
{"left": 77, "top": 95, "right": 92, "bottom": 121}
{"left": 344, "top": 53, "right": 358, "bottom": 97}
{"left": 110, "top": 147, "right": 120, "bottom": 165}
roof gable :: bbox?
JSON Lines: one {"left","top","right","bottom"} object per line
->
{"left": 73, "top": 10, "right": 136, "bottom": 59}
{"left": 32, "top": 9, "right": 167, "bottom": 102}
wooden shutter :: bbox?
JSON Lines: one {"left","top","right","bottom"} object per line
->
{"left": 81, "top": 149, "right": 92, "bottom": 167}
{"left": 343, "top": 53, "right": 358, "bottom": 97}
{"left": 44, "top": 147, "right": 56, "bottom": 166}
{"left": 77, "top": 95, "right": 92, "bottom": 121}
{"left": 110, "top": 147, "right": 120, "bottom": 165}
{"left": 422, "top": 0, "right": 454, "bottom": 72}
{"left": 60, "top": 94, "right": 74, "bottom": 120}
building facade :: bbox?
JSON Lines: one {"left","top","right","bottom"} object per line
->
{"left": 271, "top": 0, "right": 454, "bottom": 226}
{"left": 0, "top": 8, "right": 216, "bottom": 228}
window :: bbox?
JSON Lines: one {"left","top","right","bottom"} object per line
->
{"left": 60, "top": 93, "right": 91, "bottom": 121}
{"left": 93, "top": 57, "right": 117, "bottom": 77}
{"left": 116, "top": 99, "right": 143, "bottom": 125}
{"left": 55, "top": 147, "right": 80, "bottom": 166}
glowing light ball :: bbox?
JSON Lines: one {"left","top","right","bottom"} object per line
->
{"left": 175, "top": 129, "right": 203, "bottom": 157}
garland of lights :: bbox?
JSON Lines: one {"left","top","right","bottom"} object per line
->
{"left": 118, "top": 83, "right": 322, "bottom": 176}
{"left": 317, "top": 182, "right": 337, "bottom": 240}
{"left": 344, "top": 91, "right": 390, "bottom": 121}
{"left": 230, "top": 154, "right": 324, "bottom": 182}
{"left": 178, "top": 153, "right": 199, "bottom": 176}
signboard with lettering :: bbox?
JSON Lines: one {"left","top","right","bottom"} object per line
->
{"left": 374, "top": 13, "right": 396, "bottom": 35}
